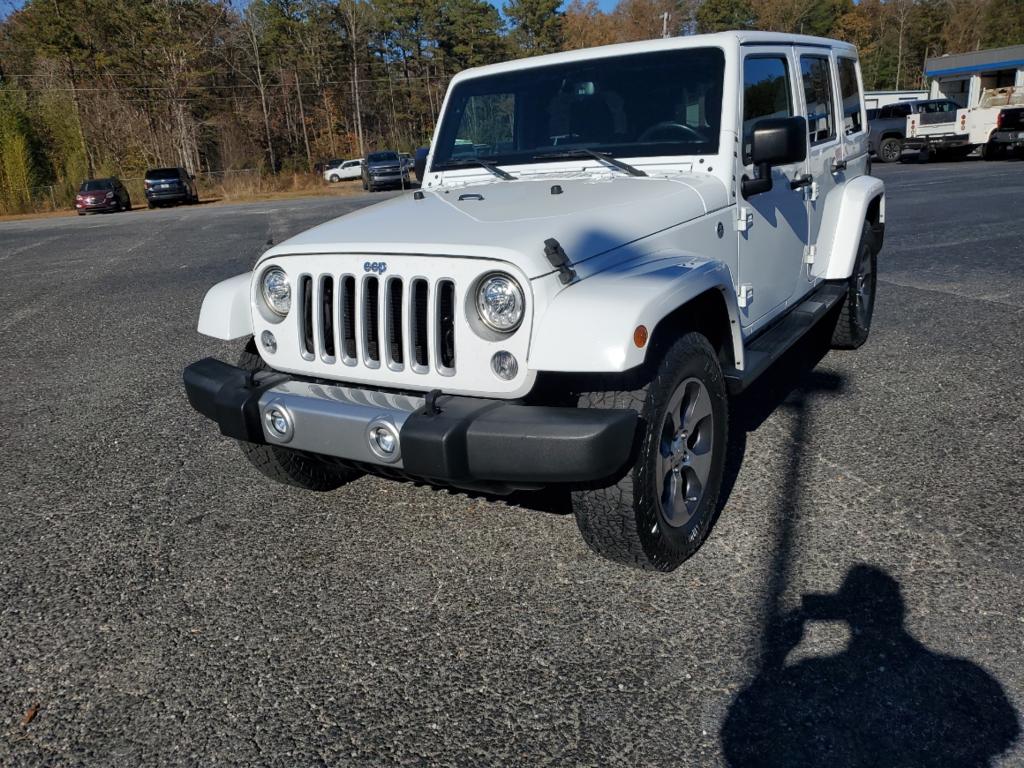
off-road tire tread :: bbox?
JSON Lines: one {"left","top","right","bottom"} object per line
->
{"left": 235, "top": 342, "right": 362, "bottom": 491}
{"left": 572, "top": 333, "right": 727, "bottom": 572}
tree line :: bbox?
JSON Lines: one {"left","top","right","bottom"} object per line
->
{"left": 0, "top": 0, "right": 1022, "bottom": 213}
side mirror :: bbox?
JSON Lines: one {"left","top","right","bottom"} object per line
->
{"left": 742, "top": 116, "right": 807, "bottom": 198}
{"left": 413, "top": 146, "right": 429, "bottom": 182}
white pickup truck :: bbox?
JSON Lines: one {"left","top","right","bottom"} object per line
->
{"left": 185, "top": 31, "right": 885, "bottom": 571}
{"left": 905, "top": 86, "right": 1024, "bottom": 159}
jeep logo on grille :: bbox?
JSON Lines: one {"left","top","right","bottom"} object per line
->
{"left": 364, "top": 261, "right": 387, "bottom": 275}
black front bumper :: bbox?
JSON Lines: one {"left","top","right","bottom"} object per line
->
{"left": 184, "top": 358, "right": 637, "bottom": 490}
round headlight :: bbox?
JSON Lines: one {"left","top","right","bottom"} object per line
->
{"left": 261, "top": 267, "right": 291, "bottom": 316}
{"left": 476, "top": 273, "right": 524, "bottom": 333}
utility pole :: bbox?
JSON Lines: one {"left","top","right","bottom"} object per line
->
{"left": 662, "top": 12, "right": 670, "bottom": 38}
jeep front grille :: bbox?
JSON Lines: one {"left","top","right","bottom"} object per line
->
{"left": 297, "top": 273, "right": 456, "bottom": 375}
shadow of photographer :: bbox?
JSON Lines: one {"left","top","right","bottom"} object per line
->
{"left": 722, "top": 564, "right": 1020, "bottom": 766}
{"left": 718, "top": 318, "right": 1019, "bottom": 766}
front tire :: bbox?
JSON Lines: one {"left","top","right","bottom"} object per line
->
{"left": 572, "top": 333, "right": 728, "bottom": 571}
{"left": 329, "top": 174, "right": 340, "bottom": 183}
{"left": 830, "top": 221, "right": 877, "bottom": 349}
{"left": 235, "top": 342, "right": 363, "bottom": 491}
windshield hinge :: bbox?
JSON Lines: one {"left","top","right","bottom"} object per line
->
{"left": 737, "top": 284, "right": 754, "bottom": 308}
{"left": 544, "top": 238, "right": 577, "bottom": 284}
{"left": 803, "top": 245, "right": 816, "bottom": 264}
{"left": 735, "top": 206, "right": 753, "bottom": 232}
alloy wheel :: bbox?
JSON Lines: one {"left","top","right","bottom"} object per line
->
{"left": 656, "top": 377, "right": 715, "bottom": 528}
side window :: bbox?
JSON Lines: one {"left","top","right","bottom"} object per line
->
{"left": 742, "top": 55, "right": 793, "bottom": 163}
{"left": 878, "top": 105, "right": 891, "bottom": 119}
{"left": 800, "top": 56, "right": 836, "bottom": 144}
{"left": 896, "top": 104, "right": 912, "bottom": 117}
{"left": 837, "top": 57, "right": 863, "bottom": 135}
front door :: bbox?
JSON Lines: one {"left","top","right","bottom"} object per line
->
{"left": 736, "top": 49, "right": 809, "bottom": 330}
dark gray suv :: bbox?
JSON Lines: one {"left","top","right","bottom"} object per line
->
{"left": 144, "top": 167, "right": 199, "bottom": 208}
{"left": 361, "top": 151, "right": 410, "bottom": 192}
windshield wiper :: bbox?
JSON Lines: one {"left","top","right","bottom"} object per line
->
{"left": 532, "top": 148, "right": 647, "bottom": 177}
{"left": 441, "top": 157, "right": 514, "bottom": 180}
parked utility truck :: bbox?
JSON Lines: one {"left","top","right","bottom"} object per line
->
{"left": 905, "top": 86, "right": 1024, "bottom": 159}
{"left": 185, "top": 32, "right": 885, "bottom": 571}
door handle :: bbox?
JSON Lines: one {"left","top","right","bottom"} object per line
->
{"left": 831, "top": 159, "right": 848, "bottom": 173}
{"left": 790, "top": 173, "right": 813, "bottom": 190}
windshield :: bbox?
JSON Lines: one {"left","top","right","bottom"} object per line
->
{"left": 368, "top": 152, "right": 399, "bottom": 163}
{"left": 80, "top": 180, "right": 113, "bottom": 191}
{"left": 432, "top": 47, "right": 725, "bottom": 171}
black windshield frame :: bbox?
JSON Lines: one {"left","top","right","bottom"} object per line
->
{"left": 432, "top": 47, "right": 725, "bottom": 172}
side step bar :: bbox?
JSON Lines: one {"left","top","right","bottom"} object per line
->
{"left": 724, "top": 282, "right": 847, "bottom": 394}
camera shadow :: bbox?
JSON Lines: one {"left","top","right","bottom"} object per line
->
{"left": 721, "top": 563, "right": 1020, "bottom": 766}
{"left": 719, "top": 319, "right": 1020, "bottom": 766}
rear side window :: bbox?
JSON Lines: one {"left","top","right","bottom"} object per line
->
{"left": 742, "top": 56, "right": 793, "bottom": 163}
{"left": 837, "top": 58, "right": 863, "bottom": 135}
{"left": 801, "top": 56, "right": 836, "bottom": 144}
{"left": 147, "top": 168, "right": 182, "bottom": 180}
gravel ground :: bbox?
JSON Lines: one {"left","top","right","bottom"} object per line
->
{"left": 1, "top": 162, "right": 1021, "bottom": 766}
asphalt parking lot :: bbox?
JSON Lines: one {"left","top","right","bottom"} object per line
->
{"left": 1, "top": 159, "right": 1022, "bottom": 766}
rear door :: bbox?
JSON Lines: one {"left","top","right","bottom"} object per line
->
{"left": 736, "top": 47, "right": 809, "bottom": 329}
{"left": 797, "top": 48, "right": 842, "bottom": 299}
{"left": 836, "top": 56, "right": 869, "bottom": 178}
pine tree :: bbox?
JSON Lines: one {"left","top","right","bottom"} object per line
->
{"left": 695, "top": 0, "right": 755, "bottom": 33}
{"left": 504, "top": 0, "right": 563, "bottom": 55}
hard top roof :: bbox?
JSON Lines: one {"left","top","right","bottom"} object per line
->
{"left": 450, "top": 31, "right": 857, "bottom": 84}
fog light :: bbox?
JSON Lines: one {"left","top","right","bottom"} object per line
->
{"left": 490, "top": 351, "right": 518, "bottom": 380}
{"left": 263, "top": 401, "right": 293, "bottom": 442}
{"left": 373, "top": 427, "right": 395, "bottom": 454}
{"left": 366, "top": 419, "right": 401, "bottom": 463}
{"left": 270, "top": 410, "right": 288, "bottom": 434}
{"left": 261, "top": 330, "right": 277, "bottom": 353}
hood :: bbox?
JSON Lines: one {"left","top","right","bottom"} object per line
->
{"left": 260, "top": 174, "right": 728, "bottom": 279}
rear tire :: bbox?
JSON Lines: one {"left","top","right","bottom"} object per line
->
{"left": 878, "top": 137, "right": 902, "bottom": 163}
{"left": 982, "top": 141, "right": 1006, "bottom": 160}
{"left": 235, "top": 341, "right": 363, "bottom": 491}
{"left": 830, "top": 221, "right": 877, "bottom": 350}
{"left": 572, "top": 333, "right": 728, "bottom": 571}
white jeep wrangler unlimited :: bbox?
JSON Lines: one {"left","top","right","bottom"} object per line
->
{"left": 185, "top": 32, "right": 884, "bottom": 571}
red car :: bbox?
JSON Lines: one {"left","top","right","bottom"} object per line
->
{"left": 75, "top": 178, "right": 131, "bottom": 215}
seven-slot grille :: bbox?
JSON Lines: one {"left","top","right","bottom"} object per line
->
{"left": 297, "top": 273, "right": 457, "bottom": 374}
